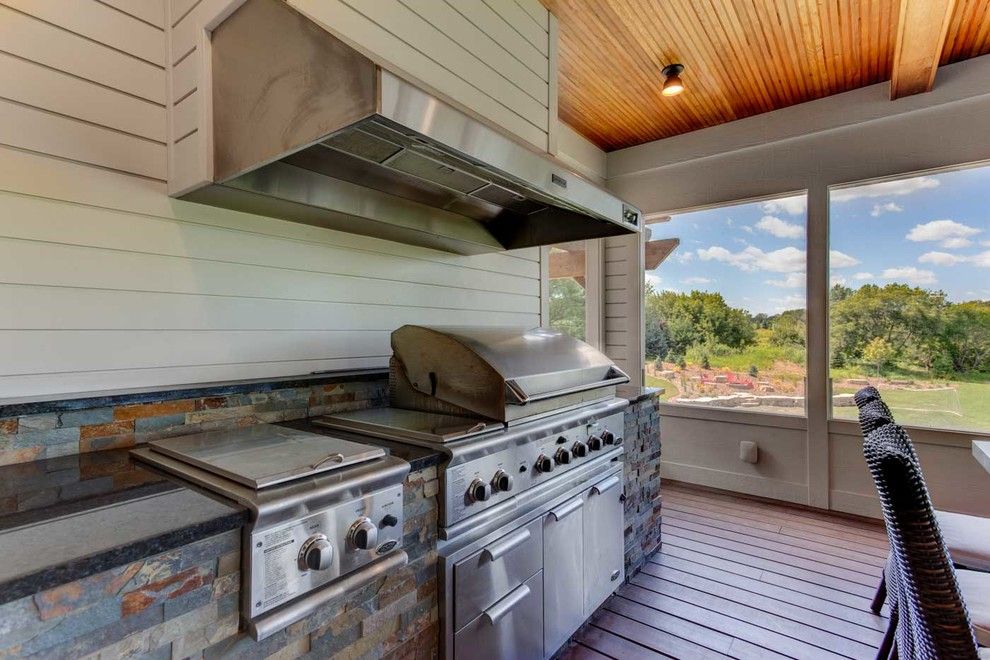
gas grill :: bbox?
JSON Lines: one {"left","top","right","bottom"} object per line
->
{"left": 317, "top": 326, "right": 630, "bottom": 660}
{"left": 131, "top": 424, "right": 409, "bottom": 641}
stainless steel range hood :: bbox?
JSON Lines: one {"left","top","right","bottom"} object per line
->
{"left": 183, "top": 0, "right": 640, "bottom": 255}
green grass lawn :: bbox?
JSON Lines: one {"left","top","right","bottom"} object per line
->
{"left": 644, "top": 375, "right": 678, "bottom": 401}
{"left": 832, "top": 380, "right": 990, "bottom": 432}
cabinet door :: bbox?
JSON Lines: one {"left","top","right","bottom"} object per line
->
{"left": 582, "top": 474, "right": 625, "bottom": 615}
{"left": 543, "top": 495, "right": 585, "bottom": 655}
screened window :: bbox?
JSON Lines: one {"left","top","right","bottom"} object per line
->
{"left": 548, "top": 242, "right": 587, "bottom": 342}
{"left": 829, "top": 165, "right": 990, "bottom": 432}
{"left": 644, "top": 194, "right": 809, "bottom": 415}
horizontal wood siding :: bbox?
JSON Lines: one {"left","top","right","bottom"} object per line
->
{"left": 603, "top": 234, "right": 642, "bottom": 382}
{"left": 0, "top": 0, "right": 542, "bottom": 398}
{"left": 288, "top": 0, "right": 551, "bottom": 149}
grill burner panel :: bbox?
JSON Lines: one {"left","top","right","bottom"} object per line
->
{"left": 131, "top": 424, "right": 409, "bottom": 641}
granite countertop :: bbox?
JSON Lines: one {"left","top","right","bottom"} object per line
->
{"left": 0, "top": 418, "right": 443, "bottom": 605}
{"left": 616, "top": 385, "right": 664, "bottom": 404}
{"left": 0, "top": 449, "right": 247, "bottom": 604}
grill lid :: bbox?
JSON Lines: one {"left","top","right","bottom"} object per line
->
{"left": 390, "top": 326, "right": 628, "bottom": 421}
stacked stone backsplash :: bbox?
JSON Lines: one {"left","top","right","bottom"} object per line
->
{"left": 621, "top": 390, "right": 662, "bottom": 577}
{"left": 0, "top": 376, "right": 387, "bottom": 466}
{"left": 0, "top": 465, "right": 439, "bottom": 659}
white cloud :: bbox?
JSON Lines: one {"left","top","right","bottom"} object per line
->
{"left": 853, "top": 272, "right": 874, "bottom": 280}
{"left": 696, "top": 245, "right": 805, "bottom": 273}
{"left": 766, "top": 272, "right": 805, "bottom": 288}
{"left": 672, "top": 251, "right": 694, "bottom": 264}
{"left": 696, "top": 245, "right": 857, "bottom": 274}
{"left": 830, "top": 250, "right": 861, "bottom": 268}
{"left": 906, "top": 219, "right": 982, "bottom": 247}
{"left": 769, "top": 294, "right": 806, "bottom": 311}
{"left": 742, "top": 225, "right": 754, "bottom": 234}
{"left": 918, "top": 251, "right": 966, "bottom": 266}
{"left": 870, "top": 202, "right": 903, "bottom": 217}
{"left": 917, "top": 250, "right": 990, "bottom": 268}
{"left": 760, "top": 196, "right": 806, "bottom": 216}
{"left": 755, "top": 215, "right": 804, "bottom": 239}
{"left": 941, "top": 237, "right": 973, "bottom": 249}
{"left": 832, "top": 176, "right": 940, "bottom": 202}
{"left": 644, "top": 272, "right": 665, "bottom": 291}
{"left": 881, "top": 267, "right": 937, "bottom": 285}
{"left": 830, "top": 275, "right": 847, "bottom": 286}
{"left": 981, "top": 240, "right": 990, "bottom": 247}
{"left": 682, "top": 276, "right": 713, "bottom": 285}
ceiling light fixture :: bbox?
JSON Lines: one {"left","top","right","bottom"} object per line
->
{"left": 661, "top": 63, "right": 685, "bottom": 97}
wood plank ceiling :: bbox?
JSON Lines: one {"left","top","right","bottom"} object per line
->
{"left": 542, "top": 0, "right": 990, "bottom": 150}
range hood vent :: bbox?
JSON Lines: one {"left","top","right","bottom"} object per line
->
{"left": 182, "top": 0, "right": 640, "bottom": 255}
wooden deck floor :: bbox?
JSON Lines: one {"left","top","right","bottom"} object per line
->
{"left": 565, "top": 482, "right": 890, "bottom": 660}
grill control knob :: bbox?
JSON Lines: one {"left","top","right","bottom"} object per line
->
{"left": 572, "top": 441, "right": 589, "bottom": 458}
{"left": 468, "top": 478, "right": 492, "bottom": 502}
{"left": 602, "top": 430, "right": 616, "bottom": 445}
{"left": 588, "top": 435, "right": 603, "bottom": 451}
{"left": 349, "top": 518, "right": 379, "bottom": 550}
{"left": 555, "top": 448, "right": 572, "bottom": 465}
{"left": 491, "top": 470, "right": 513, "bottom": 493}
{"left": 300, "top": 534, "right": 333, "bottom": 571}
{"left": 536, "top": 455, "right": 554, "bottom": 473}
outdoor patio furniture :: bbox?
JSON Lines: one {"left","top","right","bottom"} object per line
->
{"left": 855, "top": 388, "right": 990, "bottom": 621}
{"left": 863, "top": 423, "right": 990, "bottom": 659}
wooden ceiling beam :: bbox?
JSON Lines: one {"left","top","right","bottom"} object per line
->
{"left": 890, "top": 0, "right": 958, "bottom": 99}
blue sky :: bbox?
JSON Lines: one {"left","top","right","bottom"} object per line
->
{"left": 645, "top": 164, "right": 990, "bottom": 315}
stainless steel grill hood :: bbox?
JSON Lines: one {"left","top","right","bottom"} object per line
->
{"left": 183, "top": 0, "right": 640, "bottom": 255}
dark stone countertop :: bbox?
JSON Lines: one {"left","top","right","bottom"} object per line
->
{"left": 616, "top": 385, "right": 664, "bottom": 404}
{"left": 0, "top": 449, "right": 247, "bottom": 605}
{"left": 0, "top": 417, "right": 443, "bottom": 605}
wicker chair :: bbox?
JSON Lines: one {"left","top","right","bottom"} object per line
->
{"left": 855, "top": 388, "right": 990, "bottom": 621}
{"left": 863, "top": 423, "right": 990, "bottom": 659}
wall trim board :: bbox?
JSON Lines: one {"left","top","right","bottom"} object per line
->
{"left": 828, "top": 490, "right": 882, "bottom": 520}
{"left": 661, "top": 461, "right": 809, "bottom": 506}
{"left": 829, "top": 418, "right": 981, "bottom": 449}
{"left": 659, "top": 404, "right": 809, "bottom": 431}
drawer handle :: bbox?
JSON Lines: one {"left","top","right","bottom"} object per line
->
{"left": 483, "top": 583, "right": 531, "bottom": 626}
{"left": 549, "top": 498, "right": 583, "bottom": 521}
{"left": 481, "top": 528, "right": 530, "bottom": 562}
{"left": 591, "top": 475, "right": 621, "bottom": 496}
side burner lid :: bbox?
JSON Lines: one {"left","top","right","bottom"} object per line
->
{"left": 147, "top": 424, "right": 385, "bottom": 489}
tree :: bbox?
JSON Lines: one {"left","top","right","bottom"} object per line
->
{"left": 645, "top": 289, "right": 756, "bottom": 358}
{"left": 548, "top": 278, "right": 585, "bottom": 341}
{"left": 942, "top": 302, "right": 990, "bottom": 373}
{"left": 769, "top": 309, "right": 806, "bottom": 347}
{"left": 830, "top": 283, "right": 947, "bottom": 367}
{"left": 862, "top": 336, "right": 895, "bottom": 377}
{"left": 644, "top": 284, "right": 670, "bottom": 358}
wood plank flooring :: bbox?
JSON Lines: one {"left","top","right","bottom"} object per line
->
{"left": 564, "top": 482, "right": 890, "bottom": 659}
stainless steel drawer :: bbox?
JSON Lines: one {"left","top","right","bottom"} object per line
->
{"left": 453, "top": 517, "right": 542, "bottom": 630}
{"left": 454, "top": 571, "right": 543, "bottom": 660}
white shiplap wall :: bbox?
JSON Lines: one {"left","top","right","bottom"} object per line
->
{"left": 0, "top": 0, "right": 542, "bottom": 399}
